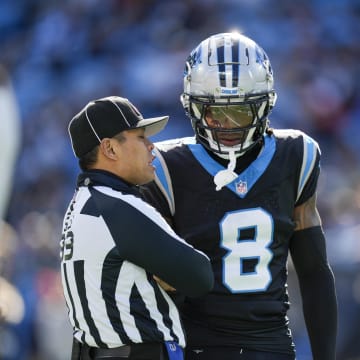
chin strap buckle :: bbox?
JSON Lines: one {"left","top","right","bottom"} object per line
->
{"left": 214, "top": 150, "right": 237, "bottom": 191}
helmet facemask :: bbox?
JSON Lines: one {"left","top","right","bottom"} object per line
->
{"left": 186, "top": 93, "right": 273, "bottom": 159}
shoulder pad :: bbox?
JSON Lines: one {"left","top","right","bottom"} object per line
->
{"left": 155, "top": 136, "right": 196, "bottom": 152}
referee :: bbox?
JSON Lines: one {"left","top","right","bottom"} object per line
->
{"left": 60, "top": 96, "right": 214, "bottom": 360}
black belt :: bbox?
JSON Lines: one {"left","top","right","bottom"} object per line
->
{"left": 91, "top": 345, "right": 131, "bottom": 357}
{"left": 76, "top": 340, "right": 168, "bottom": 359}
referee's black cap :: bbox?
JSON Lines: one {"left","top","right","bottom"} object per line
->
{"left": 68, "top": 96, "right": 169, "bottom": 158}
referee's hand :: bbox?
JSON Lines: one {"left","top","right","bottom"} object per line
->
{"left": 153, "top": 276, "right": 176, "bottom": 292}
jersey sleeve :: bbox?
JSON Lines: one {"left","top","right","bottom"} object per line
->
{"left": 90, "top": 187, "right": 213, "bottom": 297}
{"left": 295, "top": 133, "right": 321, "bottom": 206}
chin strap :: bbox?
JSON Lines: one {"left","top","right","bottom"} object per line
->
{"left": 214, "top": 150, "right": 237, "bottom": 191}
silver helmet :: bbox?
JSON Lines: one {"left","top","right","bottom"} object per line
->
{"left": 181, "top": 32, "right": 277, "bottom": 158}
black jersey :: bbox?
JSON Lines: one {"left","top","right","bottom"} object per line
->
{"left": 141, "top": 129, "right": 321, "bottom": 354}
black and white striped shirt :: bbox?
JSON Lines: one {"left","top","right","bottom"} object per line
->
{"left": 60, "top": 170, "right": 213, "bottom": 348}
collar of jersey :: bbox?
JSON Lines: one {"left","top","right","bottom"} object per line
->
{"left": 77, "top": 170, "right": 140, "bottom": 195}
{"left": 187, "top": 134, "right": 276, "bottom": 198}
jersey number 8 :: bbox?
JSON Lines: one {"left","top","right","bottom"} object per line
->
{"left": 221, "top": 208, "right": 273, "bottom": 293}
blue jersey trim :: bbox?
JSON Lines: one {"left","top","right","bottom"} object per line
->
{"left": 153, "top": 156, "right": 171, "bottom": 201}
{"left": 152, "top": 150, "right": 176, "bottom": 215}
{"left": 297, "top": 135, "right": 318, "bottom": 202}
{"left": 187, "top": 135, "right": 276, "bottom": 198}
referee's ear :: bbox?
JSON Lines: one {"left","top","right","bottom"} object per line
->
{"left": 99, "top": 138, "right": 117, "bottom": 160}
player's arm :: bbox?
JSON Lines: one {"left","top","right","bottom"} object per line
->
{"left": 290, "top": 193, "right": 338, "bottom": 360}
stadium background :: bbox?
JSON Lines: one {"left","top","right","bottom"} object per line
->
{"left": 0, "top": 0, "right": 359, "bottom": 359}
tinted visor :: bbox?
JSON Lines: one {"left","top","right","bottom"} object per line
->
{"left": 204, "top": 105, "right": 253, "bottom": 128}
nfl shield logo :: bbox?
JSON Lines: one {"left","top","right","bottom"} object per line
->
{"left": 236, "top": 180, "right": 248, "bottom": 195}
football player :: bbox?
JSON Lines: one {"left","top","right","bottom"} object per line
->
{"left": 141, "top": 33, "right": 337, "bottom": 360}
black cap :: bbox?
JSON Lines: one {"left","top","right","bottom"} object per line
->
{"left": 68, "top": 96, "right": 169, "bottom": 158}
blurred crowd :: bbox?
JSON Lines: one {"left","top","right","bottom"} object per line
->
{"left": 0, "top": 0, "right": 359, "bottom": 359}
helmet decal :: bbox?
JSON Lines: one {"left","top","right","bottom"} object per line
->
{"left": 255, "top": 45, "right": 273, "bottom": 77}
{"left": 186, "top": 45, "right": 202, "bottom": 75}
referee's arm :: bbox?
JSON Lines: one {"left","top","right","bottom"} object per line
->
{"left": 99, "top": 193, "right": 214, "bottom": 298}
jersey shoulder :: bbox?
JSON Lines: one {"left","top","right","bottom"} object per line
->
{"left": 155, "top": 136, "right": 196, "bottom": 152}
{"left": 272, "top": 128, "right": 321, "bottom": 160}
{"left": 273, "top": 128, "right": 320, "bottom": 149}
{"left": 154, "top": 136, "right": 197, "bottom": 170}
{"left": 272, "top": 129, "right": 321, "bottom": 204}
{"left": 272, "top": 128, "right": 304, "bottom": 139}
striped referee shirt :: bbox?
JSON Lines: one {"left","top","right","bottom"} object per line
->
{"left": 60, "top": 170, "right": 213, "bottom": 348}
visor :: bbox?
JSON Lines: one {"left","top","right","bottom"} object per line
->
{"left": 205, "top": 105, "right": 253, "bottom": 128}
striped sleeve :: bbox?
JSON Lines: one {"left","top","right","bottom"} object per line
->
{"left": 90, "top": 187, "right": 213, "bottom": 298}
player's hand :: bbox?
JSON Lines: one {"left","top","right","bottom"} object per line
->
{"left": 153, "top": 276, "right": 176, "bottom": 292}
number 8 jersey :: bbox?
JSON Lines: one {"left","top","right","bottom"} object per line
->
{"left": 140, "top": 129, "right": 320, "bottom": 355}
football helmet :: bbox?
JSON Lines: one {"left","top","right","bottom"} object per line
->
{"left": 181, "top": 32, "right": 277, "bottom": 158}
